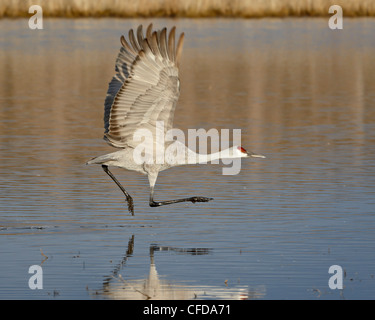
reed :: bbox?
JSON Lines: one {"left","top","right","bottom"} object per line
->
{"left": 1, "top": 0, "right": 375, "bottom": 18}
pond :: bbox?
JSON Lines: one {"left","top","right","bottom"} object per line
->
{"left": 0, "top": 17, "right": 375, "bottom": 299}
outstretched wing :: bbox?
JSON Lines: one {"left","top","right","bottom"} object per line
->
{"left": 104, "top": 24, "right": 185, "bottom": 149}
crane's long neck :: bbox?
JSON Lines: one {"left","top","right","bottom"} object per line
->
{"left": 162, "top": 141, "right": 240, "bottom": 165}
{"left": 187, "top": 148, "right": 232, "bottom": 164}
{"left": 197, "top": 151, "right": 223, "bottom": 163}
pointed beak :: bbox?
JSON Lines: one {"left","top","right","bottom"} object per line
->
{"left": 248, "top": 151, "right": 266, "bottom": 159}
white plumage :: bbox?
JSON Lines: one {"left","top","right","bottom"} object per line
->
{"left": 87, "top": 24, "right": 264, "bottom": 215}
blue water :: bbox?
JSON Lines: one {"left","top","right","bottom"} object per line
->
{"left": 1, "top": 17, "right": 375, "bottom": 299}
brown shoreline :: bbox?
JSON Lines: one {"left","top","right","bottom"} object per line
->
{"left": 1, "top": 0, "right": 375, "bottom": 18}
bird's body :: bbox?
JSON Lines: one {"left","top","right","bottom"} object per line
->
{"left": 88, "top": 148, "right": 161, "bottom": 175}
{"left": 87, "top": 24, "right": 265, "bottom": 215}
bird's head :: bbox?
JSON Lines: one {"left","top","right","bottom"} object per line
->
{"left": 233, "top": 146, "right": 266, "bottom": 159}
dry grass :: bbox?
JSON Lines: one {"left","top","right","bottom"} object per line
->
{"left": 1, "top": 0, "right": 375, "bottom": 18}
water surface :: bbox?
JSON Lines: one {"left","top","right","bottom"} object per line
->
{"left": 1, "top": 18, "right": 375, "bottom": 299}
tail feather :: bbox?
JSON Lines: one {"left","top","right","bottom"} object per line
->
{"left": 86, "top": 154, "right": 114, "bottom": 165}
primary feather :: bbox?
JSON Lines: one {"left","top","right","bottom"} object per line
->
{"left": 103, "top": 24, "right": 185, "bottom": 150}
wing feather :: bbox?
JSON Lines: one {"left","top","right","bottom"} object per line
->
{"left": 129, "top": 29, "right": 141, "bottom": 52}
{"left": 159, "top": 28, "right": 169, "bottom": 60}
{"left": 168, "top": 27, "right": 176, "bottom": 62}
{"left": 103, "top": 24, "right": 184, "bottom": 149}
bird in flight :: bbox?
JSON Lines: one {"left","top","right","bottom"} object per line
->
{"left": 87, "top": 24, "right": 265, "bottom": 215}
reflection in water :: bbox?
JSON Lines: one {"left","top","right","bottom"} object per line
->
{"left": 94, "top": 236, "right": 265, "bottom": 300}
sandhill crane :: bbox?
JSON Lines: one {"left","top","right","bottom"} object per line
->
{"left": 87, "top": 24, "right": 265, "bottom": 215}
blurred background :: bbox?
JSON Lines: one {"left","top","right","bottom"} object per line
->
{"left": 1, "top": 0, "right": 375, "bottom": 18}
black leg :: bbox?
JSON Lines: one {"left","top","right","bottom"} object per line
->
{"left": 102, "top": 165, "right": 134, "bottom": 216}
{"left": 149, "top": 187, "right": 213, "bottom": 207}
